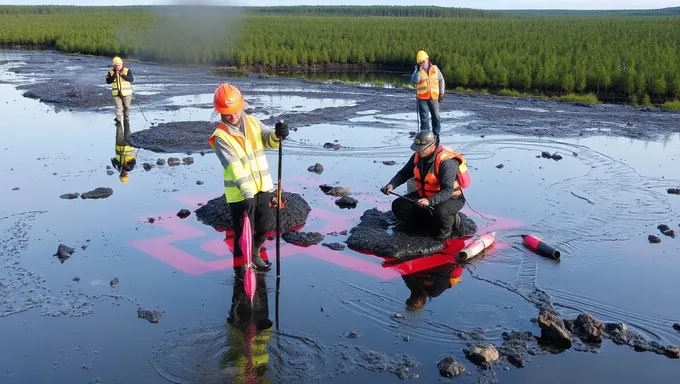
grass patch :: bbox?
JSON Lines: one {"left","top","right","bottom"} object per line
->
{"left": 553, "top": 93, "right": 601, "bottom": 104}
{"left": 660, "top": 100, "right": 680, "bottom": 111}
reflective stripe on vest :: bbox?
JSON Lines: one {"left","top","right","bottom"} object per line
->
{"left": 115, "top": 144, "right": 135, "bottom": 164}
{"left": 208, "top": 114, "right": 275, "bottom": 203}
{"left": 416, "top": 65, "right": 440, "bottom": 100}
{"left": 110, "top": 68, "right": 132, "bottom": 97}
{"left": 226, "top": 323, "right": 272, "bottom": 382}
{"left": 413, "top": 146, "right": 470, "bottom": 198}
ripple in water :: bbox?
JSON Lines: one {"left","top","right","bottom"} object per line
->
{"left": 151, "top": 324, "right": 420, "bottom": 383}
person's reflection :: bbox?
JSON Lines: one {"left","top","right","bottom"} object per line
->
{"left": 402, "top": 262, "right": 464, "bottom": 311}
{"left": 111, "top": 121, "right": 136, "bottom": 183}
{"left": 220, "top": 267, "right": 273, "bottom": 383}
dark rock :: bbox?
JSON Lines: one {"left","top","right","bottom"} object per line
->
{"left": 142, "top": 163, "right": 153, "bottom": 171}
{"left": 106, "top": 170, "right": 115, "bottom": 175}
{"left": 323, "top": 142, "right": 342, "bottom": 150}
{"left": 196, "top": 180, "right": 204, "bottom": 185}
{"left": 327, "top": 230, "right": 348, "bottom": 236}
{"left": 72, "top": 277, "right": 80, "bottom": 282}
{"left": 346, "top": 208, "right": 477, "bottom": 258}
{"left": 496, "top": 164, "right": 504, "bottom": 169}
{"left": 106, "top": 165, "right": 112, "bottom": 170}
{"left": 322, "top": 242, "right": 346, "bottom": 251}
{"left": 541, "top": 151, "right": 552, "bottom": 159}
{"left": 182, "top": 156, "right": 194, "bottom": 165}
{"left": 195, "top": 192, "right": 311, "bottom": 231}
{"left": 552, "top": 153, "right": 563, "bottom": 161}
{"left": 54, "top": 244, "right": 74, "bottom": 263}
{"left": 81, "top": 187, "right": 113, "bottom": 199}
{"left": 177, "top": 209, "right": 191, "bottom": 219}
{"left": 408, "top": 131, "right": 417, "bottom": 138}
{"left": 12, "top": 187, "right": 19, "bottom": 191}
{"left": 156, "top": 158, "right": 166, "bottom": 166}
{"left": 200, "top": 151, "right": 206, "bottom": 156}
{"left": 464, "top": 344, "right": 499, "bottom": 369}
{"left": 658, "top": 224, "right": 676, "bottom": 238}
{"left": 319, "top": 184, "right": 349, "bottom": 196}
{"left": 81, "top": 245, "right": 87, "bottom": 250}
{"left": 346, "top": 330, "right": 360, "bottom": 338}
{"left": 648, "top": 235, "right": 661, "bottom": 243}
{"left": 307, "top": 163, "right": 324, "bottom": 174}
{"left": 335, "top": 196, "right": 358, "bottom": 209}
{"left": 573, "top": 313, "right": 604, "bottom": 344}
{"left": 137, "top": 308, "right": 162, "bottom": 323}
{"left": 110, "top": 277, "right": 119, "bottom": 287}
{"left": 167, "top": 157, "right": 181, "bottom": 166}
{"left": 673, "top": 323, "right": 680, "bottom": 331}
{"left": 668, "top": 188, "right": 680, "bottom": 195}
{"left": 60, "top": 193, "right": 80, "bottom": 199}
{"left": 498, "top": 331, "right": 538, "bottom": 368}
{"left": 537, "top": 309, "right": 572, "bottom": 348}
{"left": 282, "top": 230, "right": 324, "bottom": 246}
{"left": 148, "top": 217, "right": 156, "bottom": 223}
{"left": 437, "top": 356, "right": 465, "bottom": 378}
{"left": 382, "top": 161, "right": 396, "bottom": 166}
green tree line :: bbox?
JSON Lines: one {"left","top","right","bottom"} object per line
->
{"left": 1, "top": 7, "right": 679, "bottom": 102}
{"left": 0, "top": 5, "right": 502, "bottom": 18}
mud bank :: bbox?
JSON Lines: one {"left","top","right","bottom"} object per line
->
{"left": 5, "top": 51, "right": 680, "bottom": 142}
{"left": 194, "top": 192, "right": 311, "bottom": 231}
{"left": 150, "top": 325, "right": 419, "bottom": 383}
{"left": 126, "top": 121, "right": 216, "bottom": 153}
{"left": 346, "top": 208, "right": 477, "bottom": 258}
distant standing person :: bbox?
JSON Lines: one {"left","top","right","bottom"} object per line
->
{"left": 106, "top": 56, "right": 134, "bottom": 129}
{"left": 411, "top": 50, "right": 445, "bottom": 140}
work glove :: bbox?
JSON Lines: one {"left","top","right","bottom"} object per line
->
{"left": 275, "top": 120, "right": 289, "bottom": 139}
{"left": 380, "top": 184, "right": 393, "bottom": 196}
{"left": 242, "top": 198, "right": 256, "bottom": 216}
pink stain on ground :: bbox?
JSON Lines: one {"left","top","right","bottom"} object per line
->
{"left": 129, "top": 177, "right": 524, "bottom": 279}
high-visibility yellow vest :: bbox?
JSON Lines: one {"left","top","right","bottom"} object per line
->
{"left": 109, "top": 68, "right": 132, "bottom": 97}
{"left": 225, "top": 323, "right": 272, "bottom": 383}
{"left": 416, "top": 64, "right": 440, "bottom": 100}
{"left": 114, "top": 144, "right": 135, "bottom": 165}
{"left": 208, "top": 114, "right": 276, "bottom": 203}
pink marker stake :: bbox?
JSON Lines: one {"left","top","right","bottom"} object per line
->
{"left": 241, "top": 211, "right": 256, "bottom": 303}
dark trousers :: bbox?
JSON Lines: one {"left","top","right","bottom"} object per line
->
{"left": 391, "top": 191, "right": 464, "bottom": 237}
{"left": 229, "top": 191, "right": 271, "bottom": 258}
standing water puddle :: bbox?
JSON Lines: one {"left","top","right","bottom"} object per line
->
{"left": 1, "top": 50, "right": 680, "bottom": 383}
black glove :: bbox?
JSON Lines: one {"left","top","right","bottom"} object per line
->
{"left": 242, "top": 198, "right": 256, "bottom": 215}
{"left": 275, "top": 121, "right": 289, "bottom": 139}
{"left": 380, "top": 184, "right": 393, "bottom": 196}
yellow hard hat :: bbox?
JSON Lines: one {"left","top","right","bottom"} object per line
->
{"left": 416, "top": 51, "right": 429, "bottom": 63}
{"left": 112, "top": 56, "right": 123, "bottom": 65}
{"left": 119, "top": 175, "right": 129, "bottom": 183}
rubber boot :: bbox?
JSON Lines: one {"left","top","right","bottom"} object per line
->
{"left": 252, "top": 244, "right": 271, "bottom": 272}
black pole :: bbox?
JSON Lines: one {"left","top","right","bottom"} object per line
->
{"left": 276, "top": 137, "right": 283, "bottom": 278}
{"left": 275, "top": 275, "right": 280, "bottom": 330}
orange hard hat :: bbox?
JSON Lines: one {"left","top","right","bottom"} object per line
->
{"left": 213, "top": 83, "right": 244, "bottom": 115}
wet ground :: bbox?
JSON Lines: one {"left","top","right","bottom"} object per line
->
{"left": 1, "top": 49, "right": 680, "bottom": 383}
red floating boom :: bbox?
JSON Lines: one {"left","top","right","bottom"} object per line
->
{"left": 521, "top": 234, "right": 560, "bottom": 259}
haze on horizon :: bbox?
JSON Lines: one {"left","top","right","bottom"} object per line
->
{"left": 0, "top": 0, "right": 678, "bottom": 10}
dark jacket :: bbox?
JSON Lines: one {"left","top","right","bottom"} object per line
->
{"left": 388, "top": 146, "right": 462, "bottom": 206}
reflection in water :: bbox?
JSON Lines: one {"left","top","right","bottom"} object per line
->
{"left": 111, "top": 121, "right": 136, "bottom": 183}
{"left": 402, "top": 263, "right": 464, "bottom": 311}
{"left": 223, "top": 268, "right": 273, "bottom": 384}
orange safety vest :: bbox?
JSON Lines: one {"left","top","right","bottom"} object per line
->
{"left": 413, "top": 146, "right": 470, "bottom": 198}
{"left": 416, "top": 64, "right": 440, "bottom": 100}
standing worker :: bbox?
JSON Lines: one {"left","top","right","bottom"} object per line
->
{"left": 106, "top": 56, "right": 134, "bottom": 130}
{"left": 381, "top": 130, "right": 469, "bottom": 240}
{"left": 208, "top": 82, "right": 289, "bottom": 272}
{"left": 411, "top": 50, "right": 445, "bottom": 141}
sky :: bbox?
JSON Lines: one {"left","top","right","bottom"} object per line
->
{"left": 0, "top": 0, "right": 677, "bottom": 10}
